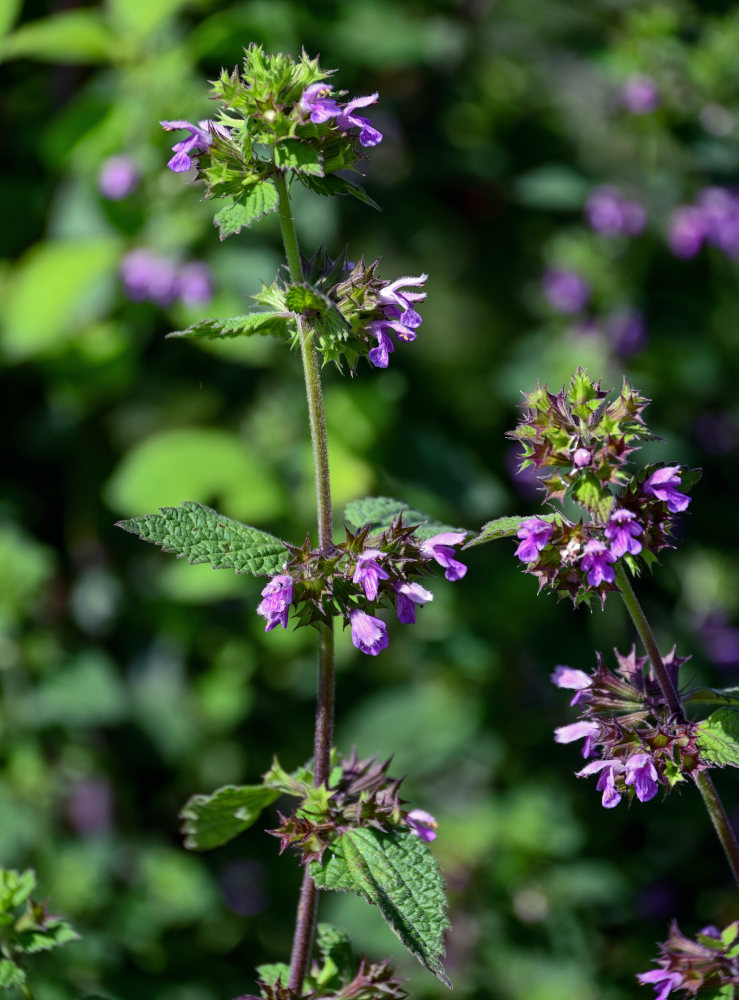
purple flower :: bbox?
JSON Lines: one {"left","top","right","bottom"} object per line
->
{"left": 161, "top": 119, "right": 228, "bottom": 173}
{"left": 542, "top": 268, "right": 590, "bottom": 314}
{"left": 394, "top": 581, "right": 434, "bottom": 624}
{"left": 577, "top": 759, "right": 625, "bottom": 808}
{"left": 407, "top": 809, "right": 438, "bottom": 842}
{"left": 606, "top": 307, "right": 648, "bottom": 356}
{"left": 257, "top": 574, "right": 293, "bottom": 631}
{"left": 668, "top": 205, "right": 706, "bottom": 259}
{"left": 643, "top": 466, "right": 691, "bottom": 513}
{"left": 604, "top": 508, "right": 643, "bottom": 558}
{"left": 352, "top": 549, "right": 389, "bottom": 601}
{"left": 555, "top": 720, "right": 600, "bottom": 758}
{"left": 580, "top": 539, "right": 616, "bottom": 587}
{"left": 698, "top": 186, "right": 739, "bottom": 258}
{"left": 514, "top": 518, "right": 554, "bottom": 563}
{"left": 299, "top": 83, "right": 342, "bottom": 123}
{"left": 586, "top": 187, "right": 647, "bottom": 238}
{"left": 335, "top": 93, "right": 383, "bottom": 147}
{"left": 621, "top": 74, "right": 660, "bottom": 114}
{"left": 551, "top": 665, "right": 593, "bottom": 706}
{"left": 120, "top": 249, "right": 180, "bottom": 306}
{"left": 178, "top": 261, "right": 213, "bottom": 305}
{"left": 419, "top": 532, "right": 467, "bottom": 581}
{"left": 350, "top": 609, "right": 389, "bottom": 656}
{"left": 624, "top": 752, "right": 659, "bottom": 802}
{"left": 636, "top": 969, "right": 685, "bottom": 1000}
{"left": 98, "top": 155, "right": 139, "bottom": 200}
{"left": 573, "top": 448, "right": 592, "bottom": 468}
{"left": 378, "top": 274, "right": 427, "bottom": 327}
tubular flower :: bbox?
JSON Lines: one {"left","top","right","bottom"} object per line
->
{"left": 580, "top": 539, "right": 617, "bottom": 587}
{"left": 515, "top": 518, "right": 555, "bottom": 563}
{"left": 643, "top": 466, "right": 691, "bottom": 513}
{"left": 394, "top": 582, "right": 434, "bottom": 624}
{"left": 624, "top": 752, "right": 659, "bottom": 802}
{"left": 604, "top": 508, "right": 643, "bottom": 557}
{"left": 352, "top": 549, "right": 389, "bottom": 601}
{"left": 335, "top": 93, "right": 383, "bottom": 146}
{"left": 367, "top": 274, "right": 428, "bottom": 369}
{"left": 160, "top": 119, "right": 229, "bottom": 173}
{"left": 350, "top": 609, "right": 389, "bottom": 656}
{"left": 257, "top": 575, "right": 293, "bottom": 631}
{"left": 406, "top": 809, "right": 438, "bottom": 842}
{"left": 577, "top": 759, "right": 625, "bottom": 809}
{"left": 551, "top": 665, "right": 593, "bottom": 706}
{"left": 298, "top": 82, "right": 341, "bottom": 122}
{"left": 419, "top": 532, "right": 467, "bottom": 581}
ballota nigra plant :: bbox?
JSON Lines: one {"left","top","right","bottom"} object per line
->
{"left": 8, "top": 43, "right": 738, "bottom": 1000}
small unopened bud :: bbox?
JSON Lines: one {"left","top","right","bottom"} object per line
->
{"left": 573, "top": 448, "right": 592, "bottom": 467}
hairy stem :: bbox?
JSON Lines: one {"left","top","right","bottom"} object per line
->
{"left": 275, "top": 168, "right": 336, "bottom": 992}
{"left": 615, "top": 562, "right": 739, "bottom": 888}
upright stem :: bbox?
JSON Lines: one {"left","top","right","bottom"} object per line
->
{"left": 274, "top": 170, "right": 332, "bottom": 551}
{"left": 275, "top": 167, "right": 337, "bottom": 992}
{"left": 614, "top": 562, "right": 739, "bottom": 888}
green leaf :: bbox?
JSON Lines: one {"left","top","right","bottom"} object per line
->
{"left": 256, "top": 963, "right": 291, "bottom": 988}
{"left": 685, "top": 687, "right": 739, "bottom": 709}
{"left": 116, "top": 501, "right": 288, "bottom": 577}
{"left": 168, "top": 311, "right": 293, "bottom": 342}
{"left": 0, "top": 870, "right": 36, "bottom": 911}
{"left": 0, "top": 959, "right": 25, "bottom": 989}
{"left": 180, "top": 784, "right": 281, "bottom": 850}
{"left": 213, "top": 183, "right": 279, "bottom": 239}
{"left": 697, "top": 708, "right": 739, "bottom": 767}
{"left": 0, "top": 10, "right": 114, "bottom": 63}
{"left": 310, "top": 827, "right": 450, "bottom": 987}
{"left": 343, "top": 497, "right": 461, "bottom": 542}
{"left": 0, "top": 0, "right": 22, "bottom": 40}
{"left": 274, "top": 140, "right": 324, "bottom": 175}
{"left": 17, "top": 918, "right": 80, "bottom": 954}
{"left": 297, "top": 173, "right": 381, "bottom": 211}
{"left": 465, "top": 512, "right": 560, "bottom": 548}
{"left": 1, "top": 239, "right": 119, "bottom": 362}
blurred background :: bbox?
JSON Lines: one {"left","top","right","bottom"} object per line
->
{"left": 1, "top": 1, "right": 738, "bottom": 997}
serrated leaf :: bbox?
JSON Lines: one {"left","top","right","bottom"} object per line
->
{"left": 0, "top": 869, "right": 36, "bottom": 911}
{"left": 180, "top": 784, "right": 281, "bottom": 850}
{"left": 17, "top": 919, "right": 80, "bottom": 954}
{"left": 213, "top": 182, "right": 278, "bottom": 239}
{"left": 310, "top": 827, "right": 450, "bottom": 987}
{"left": 697, "top": 708, "right": 739, "bottom": 767}
{"left": 256, "top": 963, "right": 291, "bottom": 987}
{"left": 286, "top": 284, "right": 330, "bottom": 313}
{"left": 274, "top": 139, "right": 323, "bottom": 175}
{"left": 116, "top": 501, "right": 288, "bottom": 577}
{"left": 0, "top": 959, "right": 25, "bottom": 988}
{"left": 343, "top": 497, "right": 460, "bottom": 542}
{"left": 465, "top": 512, "right": 560, "bottom": 548}
{"left": 297, "top": 173, "right": 381, "bottom": 211}
{"left": 167, "top": 311, "right": 293, "bottom": 342}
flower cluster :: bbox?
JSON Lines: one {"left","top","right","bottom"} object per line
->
{"left": 586, "top": 186, "right": 647, "bottom": 238}
{"left": 552, "top": 647, "right": 709, "bottom": 809}
{"left": 251, "top": 251, "right": 428, "bottom": 373}
{"left": 160, "top": 46, "right": 382, "bottom": 205}
{"left": 637, "top": 921, "right": 739, "bottom": 1000}
{"left": 506, "top": 369, "right": 695, "bottom": 604}
{"left": 256, "top": 517, "right": 466, "bottom": 655}
{"left": 269, "top": 750, "right": 437, "bottom": 865}
{"left": 668, "top": 186, "right": 739, "bottom": 261}
{"left": 120, "top": 249, "right": 213, "bottom": 307}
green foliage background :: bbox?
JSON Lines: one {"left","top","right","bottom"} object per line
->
{"left": 1, "top": 1, "right": 738, "bottom": 997}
